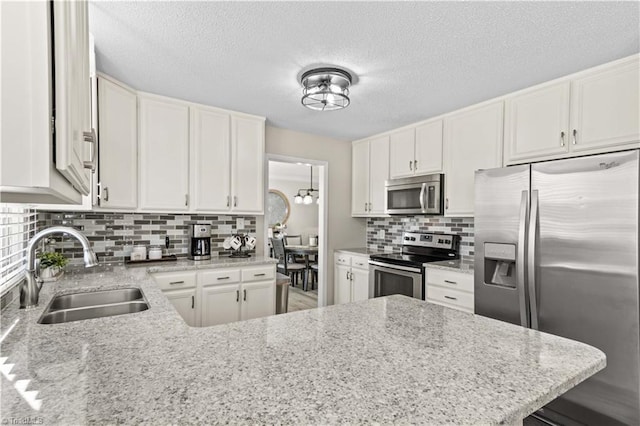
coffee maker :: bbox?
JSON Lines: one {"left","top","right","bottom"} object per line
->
{"left": 188, "top": 223, "right": 211, "bottom": 260}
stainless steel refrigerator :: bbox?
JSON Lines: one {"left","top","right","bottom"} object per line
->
{"left": 475, "top": 149, "right": 639, "bottom": 425}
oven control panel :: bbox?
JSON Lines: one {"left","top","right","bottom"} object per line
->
{"left": 402, "top": 232, "right": 457, "bottom": 250}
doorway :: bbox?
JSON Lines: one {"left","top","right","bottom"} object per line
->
{"left": 264, "top": 154, "right": 328, "bottom": 311}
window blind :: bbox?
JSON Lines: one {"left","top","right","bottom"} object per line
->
{"left": 1, "top": 204, "right": 37, "bottom": 295}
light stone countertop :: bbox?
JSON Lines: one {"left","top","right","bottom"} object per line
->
{"left": 334, "top": 248, "right": 381, "bottom": 257}
{"left": 0, "top": 260, "right": 605, "bottom": 425}
{"left": 426, "top": 256, "right": 475, "bottom": 275}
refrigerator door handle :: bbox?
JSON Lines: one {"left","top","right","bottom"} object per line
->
{"left": 528, "top": 190, "right": 540, "bottom": 330}
{"left": 517, "top": 190, "right": 530, "bottom": 327}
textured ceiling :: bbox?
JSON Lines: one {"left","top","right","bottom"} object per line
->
{"left": 89, "top": 1, "right": 639, "bottom": 141}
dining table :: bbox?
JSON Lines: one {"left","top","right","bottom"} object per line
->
{"left": 284, "top": 244, "right": 318, "bottom": 291}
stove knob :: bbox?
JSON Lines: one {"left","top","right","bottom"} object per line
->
{"left": 411, "top": 237, "right": 416, "bottom": 241}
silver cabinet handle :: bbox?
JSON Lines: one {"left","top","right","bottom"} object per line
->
{"left": 368, "top": 202, "right": 372, "bottom": 211}
{"left": 169, "top": 281, "right": 185, "bottom": 285}
{"left": 185, "top": 194, "right": 189, "bottom": 206}
{"left": 409, "top": 160, "right": 413, "bottom": 171}
{"left": 234, "top": 196, "right": 238, "bottom": 207}
{"left": 414, "top": 160, "right": 418, "bottom": 170}
{"left": 346, "top": 271, "right": 350, "bottom": 280}
{"left": 445, "top": 198, "right": 449, "bottom": 210}
{"left": 103, "top": 187, "right": 109, "bottom": 202}
{"left": 236, "top": 290, "right": 239, "bottom": 302}
{"left": 560, "top": 131, "right": 565, "bottom": 147}
{"left": 217, "top": 276, "right": 230, "bottom": 280}
{"left": 254, "top": 273, "right": 266, "bottom": 277}
{"left": 227, "top": 196, "right": 230, "bottom": 207}
{"left": 364, "top": 202, "right": 368, "bottom": 212}
{"left": 572, "top": 129, "right": 577, "bottom": 145}
{"left": 243, "top": 289, "right": 247, "bottom": 301}
{"left": 82, "top": 128, "right": 97, "bottom": 171}
{"left": 444, "top": 295, "right": 457, "bottom": 301}
{"left": 444, "top": 280, "right": 457, "bottom": 285}
{"left": 191, "top": 295, "right": 194, "bottom": 309}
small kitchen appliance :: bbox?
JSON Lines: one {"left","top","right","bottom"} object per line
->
{"left": 188, "top": 223, "right": 211, "bottom": 261}
{"left": 369, "top": 232, "right": 459, "bottom": 300}
{"left": 385, "top": 174, "right": 444, "bottom": 215}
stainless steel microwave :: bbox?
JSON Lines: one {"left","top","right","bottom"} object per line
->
{"left": 385, "top": 174, "right": 444, "bottom": 215}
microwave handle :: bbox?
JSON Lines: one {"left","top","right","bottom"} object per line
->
{"left": 419, "top": 183, "right": 426, "bottom": 211}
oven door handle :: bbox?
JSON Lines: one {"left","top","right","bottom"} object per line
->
{"left": 368, "top": 261, "right": 422, "bottom": 274}
{"left": 419, "top": 183, "right": 426, "bottom": 211}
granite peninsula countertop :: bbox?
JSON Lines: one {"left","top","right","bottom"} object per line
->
{"left": 426, "top": 256, "right": 475, "bottom": 274}
{"left": 1, "top": 260, "right": 605, "bottom": 425}
{"left": 334, "top": 247, "right": 380, "bottom": 257}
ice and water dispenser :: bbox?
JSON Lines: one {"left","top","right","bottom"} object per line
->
{"left": 483, "top": 243, "right": 517, "bottom": 288}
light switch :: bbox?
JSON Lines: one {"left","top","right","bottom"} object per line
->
{"left": 377, "top": 230, "right": 385, "bottom": 239}
{"left": 236, "top": 218, "right": 245, "bottom": 230}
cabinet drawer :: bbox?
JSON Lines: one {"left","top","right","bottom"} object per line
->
{"left": 426, "top": 286, "right": 474, "bottom": 312}
{"left": 153, "top": 271, "right": 197, "bottom": 291}
{"left": 200, "top": 269, "right": 241, "bottom": 285}
{"left": 351, "top": 255, "right": 369, "bottom": 270}
{"left": 426, "top": 269, "right": 474, "bottom": 292}
{"left": 241, "top": 265, "right": 275, "bottom": 282}
{"left": 335, "top": 253, "right": 351, "bottom": 266}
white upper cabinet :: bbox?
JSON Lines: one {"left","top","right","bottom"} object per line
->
{"left": 97, "top": 76, "right": 137, "bottom": 209}
{"left": 414, "top": 120, "right": 444, "bottom": 175}
{"left": 389, "top": 128, "right": 416, "bottom": 178}
{"left": 52, "top": 0, "right": 94, "bottom": 195}
{"left": 138, "top": 94, "right": 190, "bottom": 211}
{"left": 570, "top": 57, "right": 639, "bottom": 153}
{"left": 505, "top": 56, "right": 639, "bottom": 164}
{"left": 0, "top": 0, "right": 90, "bottom": 204}
{"left": 190, "top": 106, "right": 231, "bottom": 211}
{"left": 351, "top": 136, "right": 389, "bottom": 216}
{"left": 389, "top": 120, "right": 443, "bottom": 179}
{"left": 444, "top": 101, "right": 503, "bottom": 217}
{"left": 351, "top": 141, "right": 370, "bottom": 216}
{"left": 231, "top": 116, "right": 265, "bottom": 213}
{"left": 504, "top": 82, "right": 571, "bottom": 164}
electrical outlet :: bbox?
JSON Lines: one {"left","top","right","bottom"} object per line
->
{"left": 377, "top": 230, "right": 385, "bottom": 239}
{"left": 236, "top": 218, "right": 245, "bottom": 230}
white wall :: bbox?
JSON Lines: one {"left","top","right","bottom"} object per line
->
{"left": 257, "top": 126, "right": 367, "bottom": 304}
{"left": 268, "top": 176, "right": 319, "bottom": 244}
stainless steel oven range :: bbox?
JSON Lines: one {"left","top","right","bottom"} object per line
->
{"left": 369, "top": 232, "right": 460, "bottom": 300}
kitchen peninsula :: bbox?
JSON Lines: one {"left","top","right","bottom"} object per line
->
{"left": 1, "top": 263, "right": 605, "bottom": 425}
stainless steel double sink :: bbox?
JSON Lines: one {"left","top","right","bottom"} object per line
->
{"left": 38, "top": 288, "right": 149, "bottom": 324}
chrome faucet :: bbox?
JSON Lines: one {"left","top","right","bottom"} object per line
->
{"left": 20, "top": 226, "right": 98, "bottom": 309}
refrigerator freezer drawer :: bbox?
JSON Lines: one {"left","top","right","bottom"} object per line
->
{"left": 426, "top": 285, "right": 474, "bottom": 312}
{"left": 426, "top": 269, "right": 474, "bottom": 292}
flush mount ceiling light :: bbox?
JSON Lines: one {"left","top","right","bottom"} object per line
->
{"left": 300, "top": 67, "right": 352, "bottom": 111}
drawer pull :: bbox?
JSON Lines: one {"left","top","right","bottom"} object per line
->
{"left": 254, "top": 273, "right": 266, "bottom": 277}
{"left": 444, "top": 280, "right": 457, "bottom": 285}
{"left": 217, "top": 276, "right": 230, "bottom": 280}
{"left": 169, "top": 281, "right": 185, "bottom": 285}
{"left": 444, "top": 295, "right": 457, "bottom": 301}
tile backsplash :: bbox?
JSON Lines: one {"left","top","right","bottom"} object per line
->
{"left": 367, "top": 216, "right": 475, "bottom": 257}
{"left": 37, "top": 212, "right": 257, "bottom": 263}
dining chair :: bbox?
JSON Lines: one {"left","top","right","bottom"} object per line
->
{"left": 284, "top": 235, "right": 304, "bottom": 263}
{"left": 310, "top": 264, "right": 319, "bottom": 290}
{"left": 271, "top": 238, "right": 304, "bottom": 287}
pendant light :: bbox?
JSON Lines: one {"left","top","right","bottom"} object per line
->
{"left": 300, "top": 67, "right": 352, "bottom": 111}
{"left": 293, "top": 166, "right": 319, "bottom": 205}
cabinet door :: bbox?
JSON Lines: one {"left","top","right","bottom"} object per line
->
{"left": 97, "top": 77, "right": 137, "bottom": 209}
{"left": 389, "top": 128, "right": 416, "bottom": 178}
{"left": 504, "top": 82, "right": 570, "bottom": 164}
{"left": 241, "top": 281, "right": 275, "bottom": 321}
{"left": 444, "top": 101, "right": 503, "bottom": 216}
{"left": 191, "top": 107, "right": 231, "bottom": 211}
{"left": 165, "top": 288, "right": 197, "bottom": 327}
{"left": 334, "top": 264, "right": 352, "bottom": 305}
{"left": 351, "top": 141, "right": 370, "bottom": 216}
{"left": 138, "top": 95, "right": 190, "bottom": 211}
{"left": 414, "top": 120, "right": 444, "bottom": 174}
{"left": 201, "top": 284, "right": 241, "bottom": 327}
{"left": 368, "top": 135, "right": 390, "bottom": 214}
{"left": 570, "top": 58, "right": 640, "bottom": 153}
{"left": 231, "top": 116, "right": 264, "bottom": 213}
{"left": 52, "top": 0, "right": 92, "bottom": 195}
{"left": 351, "top": 268, "right": 370, "bottom": 302}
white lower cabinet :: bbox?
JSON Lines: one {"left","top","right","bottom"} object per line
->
{"left": 334, "top": 252, "right": 370, "bottom": 305}
{"left": 164, "top": 288, "right": 197, "bottom": 327}
{"left": 153, "top": 264, "right": 275, "bottom": 327}
{"left": 425, "top": 268, "right": 474, "bottom": 313}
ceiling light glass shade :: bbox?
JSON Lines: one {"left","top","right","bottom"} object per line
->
{"left": 294, "top": 194, "right": 303, "bottom": 204}
{"left": 303, "top": 193, "right": 313, "bottom": 204}
{"left": 300, "top": 67, "right": 352, "bottom": 111}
